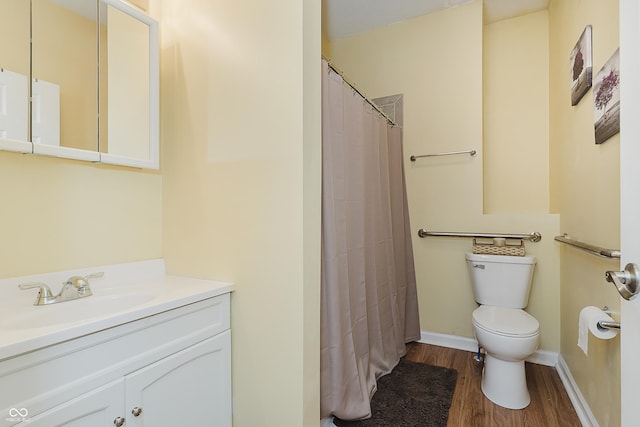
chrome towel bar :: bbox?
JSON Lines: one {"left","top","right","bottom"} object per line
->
{"left": 417, "top": 229, "right": 542, "bottom": 242}
{"left": 554, "top": 234, "right": 620, "bottom": 259}
{"left": 410, "top": 149, "right": 477, "bottom": 162}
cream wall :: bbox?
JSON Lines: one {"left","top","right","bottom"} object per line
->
{"left": 328, "top": 1, "right": 560, "bottom": 352}
{"left": 303, "top": 1, "right": 323, "bottom": 424}
{"left": 483, "top": 11, "right": 550, "bottom": 214}
{"left": 158, "top": 0, "right": 321, "bottom": 426}
{"left": 549, "top": 1, "right": 621, "bottom": 426}
{"left": 0, "top": 152, "right": 161, "bottom": 278}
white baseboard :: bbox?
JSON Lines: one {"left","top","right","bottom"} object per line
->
{"left": 419, "top": 330, "right": 479, "bottom": 353}
{"left": 556, "top": 355, "right": 599, "bottom": 427}
{"left": 418, "top": 330, "right": 558, "bottom": 367}
{"left": 527, "top": 348, "right": 559, "bottom": 367}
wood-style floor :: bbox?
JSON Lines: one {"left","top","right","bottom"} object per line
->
{"left": 404, "top": 342, "right": 582, "bottom": 427}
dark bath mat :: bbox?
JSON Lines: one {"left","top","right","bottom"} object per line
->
{"left": 334, "top": 358, "right": 458, "bottom": 427}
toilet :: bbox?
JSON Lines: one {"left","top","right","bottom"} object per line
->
{"left": 465, "top": 252, "right": 540, "bottom": 410}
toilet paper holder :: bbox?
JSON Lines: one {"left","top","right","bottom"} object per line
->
{"left": 598, "top": 320, "right": 621, "bottom": 330}
{"left": 598, "top": 306, "right": 621, "bottom": 330}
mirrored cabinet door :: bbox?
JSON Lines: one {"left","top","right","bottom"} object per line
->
{"left": 99, "top": 0, "right": 159, "bottom": 169}
{"left": 0, "top": 0, "right": 31, "bottom": 153}
{"left": 31, "top": 0, "right": 100, "bottom": 161}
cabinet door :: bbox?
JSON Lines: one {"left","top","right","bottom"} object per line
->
{"left": 17, "top": 379, "right": 124, "bottom": 427}
{"left": 125, "top": 330, "right": 231, "bottom": 427}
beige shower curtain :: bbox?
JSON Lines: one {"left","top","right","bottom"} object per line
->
{"left": 320, "top": 59, "right": 421, "bottom": 421}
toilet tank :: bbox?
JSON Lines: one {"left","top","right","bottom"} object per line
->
{"left": 465, "top": 253, "right": 537, "bottom": 308}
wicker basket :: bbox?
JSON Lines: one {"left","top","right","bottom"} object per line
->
{"left": 472, "top": 238, "right": 526, "bottom": 256}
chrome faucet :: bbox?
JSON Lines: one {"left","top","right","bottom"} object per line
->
{"left": 19, "top": 272, "right": 104, "bottom": 306}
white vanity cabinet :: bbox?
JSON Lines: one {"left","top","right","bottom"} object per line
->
{"left": 1, "top": 292, "right": 232, "bottom": 427}
{"left": 16, "top": 380, "right": 125, "bottom": 426}
{"left": 123, "top": 331, "right": 231, "bottom": 426}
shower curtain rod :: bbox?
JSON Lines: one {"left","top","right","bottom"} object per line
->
{"left": 322, "top": 56, "right": 397, "bottom": 127}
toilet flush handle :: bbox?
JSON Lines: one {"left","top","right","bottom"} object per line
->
{"left": 472, "top": 264, "right": 485, "bottom": 270}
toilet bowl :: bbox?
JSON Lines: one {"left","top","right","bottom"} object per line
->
{"left": 465, "top": 252, "right": 540, "bottom": 409}
{"left": 472, "top": 305, "right": 540, "bottom": 409}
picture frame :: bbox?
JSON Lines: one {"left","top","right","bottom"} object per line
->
{"left": 570, "top": 25, "right": 592, "bottom": 106}
{"left": 593, "top": 48, "right": 620, "bottom": 144}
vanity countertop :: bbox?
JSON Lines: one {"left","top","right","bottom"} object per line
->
{"left": 0, "top": 259, "right": 233, "bottom": 361}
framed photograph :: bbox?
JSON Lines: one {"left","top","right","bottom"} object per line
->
{"left": 593, "top": 48, "right": 620, "bottom": 144}
{"left": 570, "top": 25, "right": 592, "bottom": 106}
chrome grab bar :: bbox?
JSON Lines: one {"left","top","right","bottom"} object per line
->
{"left": 417, "top": 229, "right": 542, "bottom": 242}
{"left": 554, "top": 234, "right": 620, "bottom": 259}
{"left": 410, "top": 149, "right": 477, "bottom": 162}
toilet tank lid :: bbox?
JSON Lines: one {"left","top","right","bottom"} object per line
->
{"left": 472, "top": 306, "right": 540, "bottom": 337}
{"left": 465, "top": 252, "right": 536, "bottom": 264}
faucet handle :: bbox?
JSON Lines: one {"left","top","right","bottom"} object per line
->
{"left": 64, "top": 272, "right": 104, "bottom": 296}
{"left": 80, "top": 272, "right": 104, "bottom": 296}
{"left": 19, "top": 282, "right": 56, "bottom": 305}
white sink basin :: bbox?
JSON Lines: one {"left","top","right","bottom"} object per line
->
{"left": 0, "top": 291, "right": 156, "bottom": 330}
{"left": 0, "top": 259, "right": 234, "bottom": 361}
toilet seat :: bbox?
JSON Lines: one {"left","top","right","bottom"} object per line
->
{"left": 472, "top": 305, "right": 539, "bottom": 338}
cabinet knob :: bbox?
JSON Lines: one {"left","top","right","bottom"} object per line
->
{"left": 113, "top": 417, "right": 125, "bottom": 426}
{"left": 132, "top": 406, "right": 143, "bottom": 417}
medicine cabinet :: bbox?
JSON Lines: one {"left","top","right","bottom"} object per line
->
{"left": 0, "top": 0, "right": 159, "bottom": 169}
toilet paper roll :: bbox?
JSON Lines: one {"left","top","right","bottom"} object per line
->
{"left": 577, "top": 306, "right": 618, "bottom": 356}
